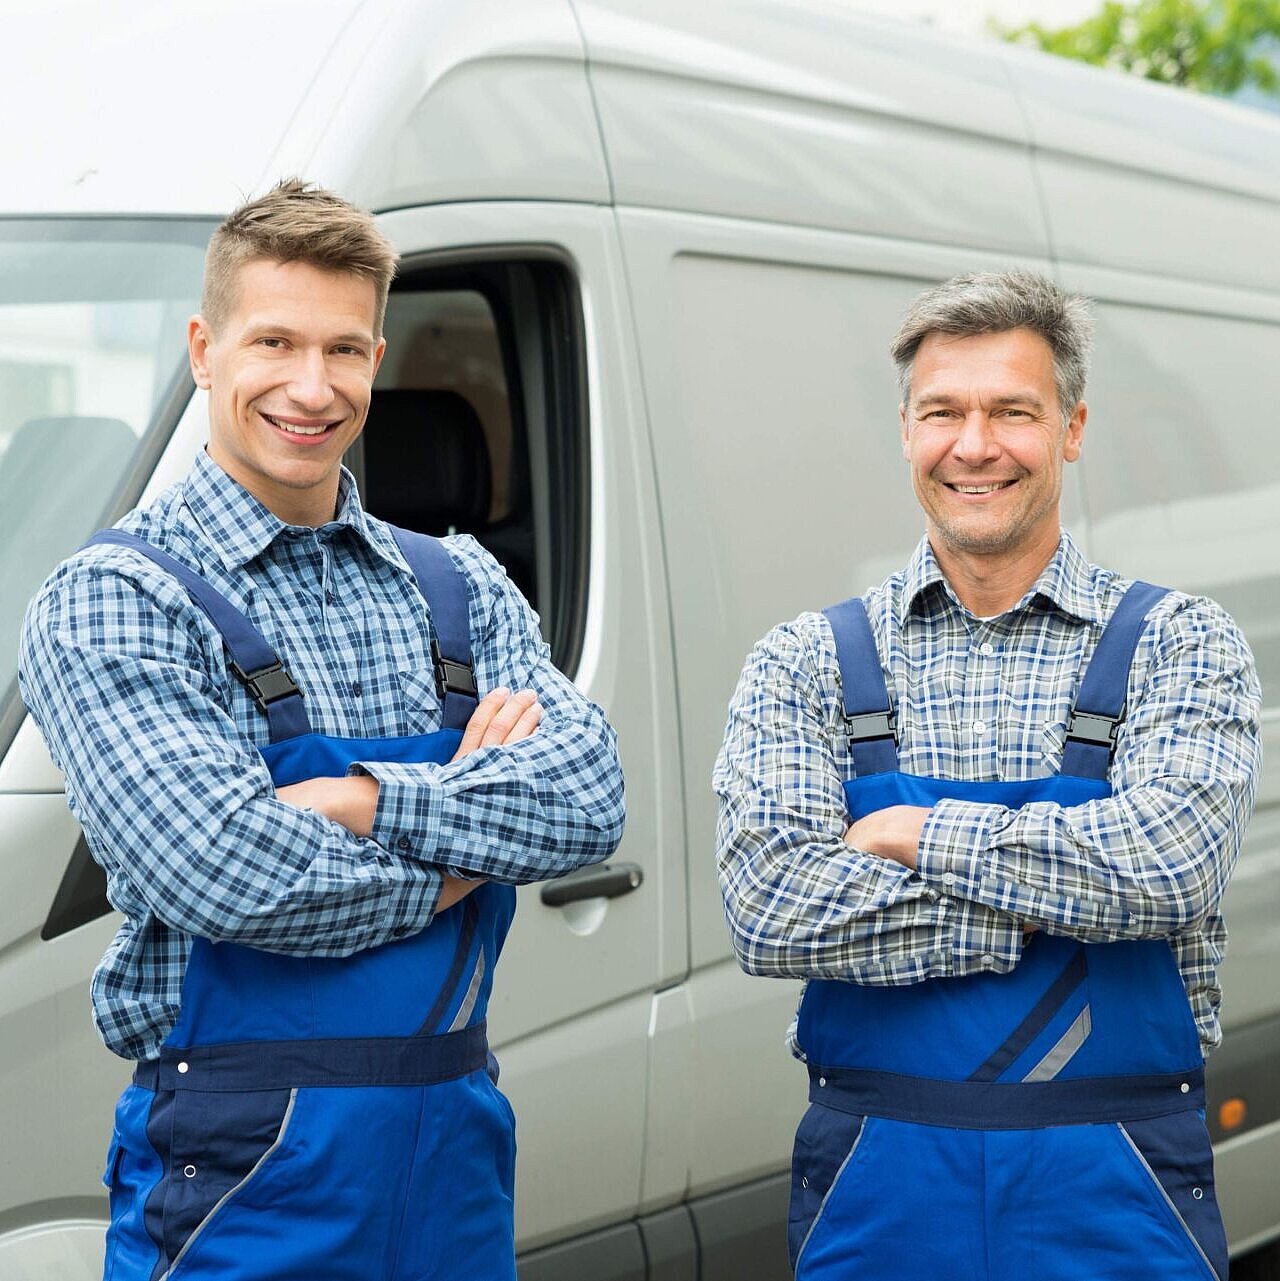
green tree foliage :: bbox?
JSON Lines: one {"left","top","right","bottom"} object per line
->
{"left": 995, "top": 0, "right": 1280, "bottom": 97}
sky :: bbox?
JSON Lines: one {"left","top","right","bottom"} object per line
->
{"left": 850, "top": 0, "right": 1108, "bottom": 34}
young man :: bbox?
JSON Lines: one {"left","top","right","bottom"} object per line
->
{"left": 714, "top": 272, "right": 1260, "bottom": 1281}
{"left": 20, "top": 179, "right": 625, "bottom": 1281}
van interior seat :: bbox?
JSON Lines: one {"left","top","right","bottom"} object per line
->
{"left": 364, "top": 388, "right": 536, "bottom": 605}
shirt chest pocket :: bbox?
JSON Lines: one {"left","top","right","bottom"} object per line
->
{"left": 394, "top": 668, "right": 446, "bottom": 737}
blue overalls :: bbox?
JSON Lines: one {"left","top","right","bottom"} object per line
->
{"left": 89, "top": 527, "right": 518, "bottom": 1281}
{"left": 788, "top": 584, "right": 1229, "bottom": 1281}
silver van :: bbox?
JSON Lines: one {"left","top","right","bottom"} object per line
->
{"left": 2, "top": 2, "right": 1279, "bottom": 1276}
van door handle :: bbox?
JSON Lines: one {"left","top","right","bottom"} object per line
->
{"left": 540, "top": 862, "right": 644, "bottom": 908}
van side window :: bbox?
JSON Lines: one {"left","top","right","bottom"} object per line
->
{"left": 349, "top": 260, "right": 588, "bottom": 675}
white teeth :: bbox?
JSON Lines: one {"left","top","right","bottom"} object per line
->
{"left": 953, "top": 482, "right": 1012, "bottom": 494}
{"left": 265, "top": 414, "right": 328, "bottom": 436}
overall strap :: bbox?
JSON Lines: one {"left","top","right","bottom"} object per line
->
{"left": 1061, "top": 581, "right": 1170, "bottom": 781}
{"left": 388, "top": 527, "right": 479, "bottom": 732}
{"left": 823, "top": 596, "right": 899, "bottom": 775}
{"left": 81, "top": 529, "right": 312, "bottom": 743}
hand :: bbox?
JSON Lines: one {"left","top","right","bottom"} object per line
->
{"left": 453, "top": 687, "right": 542, "bottom": 760}
{"left": 842, "top": 805, "right": 930, "bottom": 870}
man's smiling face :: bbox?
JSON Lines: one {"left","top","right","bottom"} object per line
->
{"left": 900, "top": 327, "right": 1085, "bottom": 569}
{"left": 189, "top": 257, "right": 385, "bottom": 526}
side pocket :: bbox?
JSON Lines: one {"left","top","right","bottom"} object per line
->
{"left": 157, "top": 1086, "right": 295, "bottom": 1273}
{"left": 103, "top": 1132, "right": 122, "bottom": 1190}
{"left": 788, "top": 1103, "right": 866, "bottom": 1272}
{"left": 1117, "top": 1113, "right": 1228, "bottom": 1281}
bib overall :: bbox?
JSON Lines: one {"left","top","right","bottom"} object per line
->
{"left": 91, "top": 527, "right": 518, "bottom": 1281}
{"left": 789, "top": 584, "right": 1228, "bottom": 1281}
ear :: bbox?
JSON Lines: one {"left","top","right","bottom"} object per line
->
{"left": 188, "top": 315, "right": 214, "bottom": 390}
{"left": 1063, "top": 400, "right": 1086, "bottom": 463}
{"left": 371, "top": 336, "right": 387, "bottom": 380}
{"left": 899, "top": 402, "right": 910, "bottom": 459}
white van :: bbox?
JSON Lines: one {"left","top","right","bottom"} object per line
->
{"left": 3, "top": 2, "right": 1279, "bottom": 1276}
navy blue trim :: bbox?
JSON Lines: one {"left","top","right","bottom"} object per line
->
{"left": 809, "top": 1064, "right": 1204, "bottom": 1129}
{"left": 416, "top": 896, "right": 480, "bottom": 1035}
{"left": 823, "top": 596, "right": 899, "bottom": 775}
{"left": 1062, "top": 581, "right": 1169, "bottom": 780}
{"left": 389, "top": 527, "right": 479, "bottom": 732}
{"left": 133, "top": 1022, "right": 489, "bottom": 1091}
{"left": 967, "top": 947, "right": 1087, "bottom": 1082}
{"left": 82, "top": 530, "right": 312, "bottom": 743}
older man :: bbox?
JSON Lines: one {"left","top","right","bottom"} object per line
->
{"left": 20, "top": 179, "right": 624, "bottom": 1281}
{"left": 715, "top": 272, "right": 1259, "bottom": 1281}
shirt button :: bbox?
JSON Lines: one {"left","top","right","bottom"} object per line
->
{"left": 942, "top": 872, "right": 956, "bottom": 887}
{"left": 971, "top": 720, "right": 986, "bottom": 736}
{"left": 979, "top": 642, "right": 995, "bottom": 656}
{"left": 981, "top": 953, "right": 994, "bottom": 966}
{"left": 397, "top": 836, "right": 412, "bottom": 852}
{"left": 351, "top": 680, "right": 362, "bottom": 698}
{"left": 326, "top": 590, "right": 336, "bottom": 604}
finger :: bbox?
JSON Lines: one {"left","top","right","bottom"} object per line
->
{"left": 454, "top": 688, "right": 509, "bottom": 759}
{"left": 480, "top": 689, "right": 538, "bottom": 747}
{"left": 504, "top": 700, "right": 543, "bottom": 745}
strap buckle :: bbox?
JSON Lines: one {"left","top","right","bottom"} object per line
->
{"left": 431, "top": 637, "right": 478, "bottom": 701}
{"left": 229, "top": 660, "right": 303, "bottom": 716}
{"left": 1066, "top": 709, "right": 1123, "bottom": 750}
{"left": 845, "top": 709, "right": 897, "bottom": 743}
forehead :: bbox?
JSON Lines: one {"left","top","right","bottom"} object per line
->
{"left": 225, "top": 258, "right": 378, "bottom": 334}
{"left": 911, "top": 328, "right": 1056, "bottom": 396}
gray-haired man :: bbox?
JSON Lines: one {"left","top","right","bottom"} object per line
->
{"left": 715, "top": 271, "right": 1260, "bottom": 1280}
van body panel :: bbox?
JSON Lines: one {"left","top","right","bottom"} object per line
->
{"left": 1003, "top": 49, "right": 1280, "bottom": 293}
{"left": 574, "top": 2, "right": 1046, "bottom": 253}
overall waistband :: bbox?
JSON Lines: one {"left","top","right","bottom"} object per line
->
{"left": 809, "top": 1063, "right": 1205, "bottom": 1129}
{"left": 134, "top": 1021, "right": 489, "bottom": 1092}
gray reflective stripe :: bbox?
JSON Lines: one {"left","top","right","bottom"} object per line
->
{"left": 795, "top": 1117, "right": 869, "bottom": 1273}
{"left": 1117, "top": 1123, "right": 1220, "bottom": 1281}
{"left": 162, "top": 1087, "right": 297, "bottom": 1279}
{"left": 1022, "top": 1003, "right": 1092, "bottom": 1083}
{"left": 448, "top": 946, "right": 487, "bottom": 1033}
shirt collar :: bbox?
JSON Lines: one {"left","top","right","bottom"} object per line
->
{"left": 182, "top": 450, "right": 402, "bottom": 572}
{"left": 899, "top": 528, "right": 1101, "bottom": 626}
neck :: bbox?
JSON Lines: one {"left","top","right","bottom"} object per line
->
{"left": 205, "top": 446, "right": 341, "bottom": 528}
{"left": 930, "top": 525, "right": 1062, "bottom": 618}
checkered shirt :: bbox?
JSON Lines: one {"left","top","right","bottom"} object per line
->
{"left": 713, "top": 531, "right": 1261, "bottom": 1055}
{"left": 20, "top": 450, "right": 624, "bottom": 1060}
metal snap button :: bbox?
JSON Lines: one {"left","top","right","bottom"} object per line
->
{"left": 183, "top": 1165, "right": 197, "bottom": 1179}
{"left": 1192, "top": 1187, "right": 1204, "bottom": 1200}
{"left": 1180, "top": 1082, "right": 1191, "bottom": 1094}
{"left": 177, "top": 1062, "right": 189, "bottom": 1074}
{"left": 801, "top": 1176, "right": 809, "bottom": 1189}
{"left": 818, "top": 1077, "right": 827, "bottom": 1088}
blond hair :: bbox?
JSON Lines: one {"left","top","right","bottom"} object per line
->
{"left": 202, "top": 178, "right": 398, "bottom": 336}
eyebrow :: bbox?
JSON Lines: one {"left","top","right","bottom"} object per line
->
{"left": 243, "top": 324, "right": 374, "bottom": 346}
{"left": 913, "top": 392, "right": 1047, "bottom": 410}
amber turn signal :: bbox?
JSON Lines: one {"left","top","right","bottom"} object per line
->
{"left": 1218, "top": 1098, "right": 1247, "bottom": 1132}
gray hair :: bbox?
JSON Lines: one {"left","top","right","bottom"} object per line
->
{"left": 890, "top": 271, "right": 1093, "bottom": 426}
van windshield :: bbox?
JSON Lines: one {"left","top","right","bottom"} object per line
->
{"left": 0, "top": 217, "right": 213, "bottom": 750}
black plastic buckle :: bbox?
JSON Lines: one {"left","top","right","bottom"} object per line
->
{"left": 1066, "top": 709, "right": 1122, "bottom": 749}
{"left": 229, "top": 660, "right": 302, "bottom": 715}
{"left": 845, "top": 709, "right": 897, "bottom": 743}
{"left": 431, "top": 637, "right": 478, "bottom": 700}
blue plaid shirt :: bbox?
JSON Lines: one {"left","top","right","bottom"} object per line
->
{"left": 20, "top": 451, "right": 624, "bottom": 1061}
{"left": 714, "top": 532, "right": 1261, "bottom": 1054}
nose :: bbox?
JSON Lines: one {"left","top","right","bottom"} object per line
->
{"left": 952, "top": 410, "right": 1001, "bottom": 465}
{"left": 286, "top": 348, "right": 335, "bottom": 413}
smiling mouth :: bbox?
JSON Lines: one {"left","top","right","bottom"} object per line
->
{"left": 261, "top": 412, "right": 338, "bottom": 438}
{"left": 945, "top": 480, "right": 1016, "bottom": 494}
